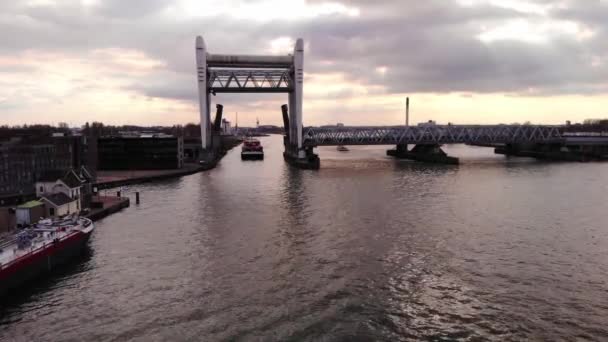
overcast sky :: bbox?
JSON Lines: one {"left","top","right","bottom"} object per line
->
{"left": 1, "top": 0, "right": 607, "bottom": 127}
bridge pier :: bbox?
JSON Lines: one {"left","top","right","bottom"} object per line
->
{"left": 281, "top": 105, "right": 319, "bottom": 169}
{"left": 387, "top": 144, "right": 459, "bottom": 165}
{"left": 197, "top": 104, "right": 225, "bottom": 165}
{"left": 283, "top": 146, "right": 320, "bottom": 170}
{"left": 495, "top": 143, "right": 608, "bottom": 162}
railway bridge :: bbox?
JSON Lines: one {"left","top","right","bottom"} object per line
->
{"left": 302, "top": 125, "right": 608, "bottom": 165}
{"left": 194, "top": 36, "right": 608, "bottom": 169}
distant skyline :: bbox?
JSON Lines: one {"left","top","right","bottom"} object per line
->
{"left": 1, "top": 0, "right": 608, "bottom": 127}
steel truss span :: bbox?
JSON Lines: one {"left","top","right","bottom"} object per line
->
{"left": 207, "top": 69, "right": 292, "bottom": 93}
{"left": 196, "top": 36, "right": 304, "bottom": 151}
{"left": 303, "top": 125, "right": 564, "bottom": 146}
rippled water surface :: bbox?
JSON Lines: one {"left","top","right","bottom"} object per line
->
{"left": 2, "top": 135, "right": 608, "bottom": 341}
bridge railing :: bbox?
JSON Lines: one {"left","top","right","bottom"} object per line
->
{"left": 303, "top": 125, "right": 564, "bottom": 146}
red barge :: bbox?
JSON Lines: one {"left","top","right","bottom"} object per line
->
{"left": 241, "top": 138, "right": 264, "bottom": 160}
{"left": 0, "top": 216, "right": 94, "bottom": 297}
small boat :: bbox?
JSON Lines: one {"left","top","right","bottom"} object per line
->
{"left": 241, "top": 138, "right": 264, "bottom": 160}
{"left": 336, "top": 145, "right": 349, "bottom": 152}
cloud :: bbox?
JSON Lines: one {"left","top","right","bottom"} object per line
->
{"left": 0, "top": 0, "right": 607, "bottom": 125}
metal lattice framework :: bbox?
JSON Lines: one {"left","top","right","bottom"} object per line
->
{"left": 303, "top": 125, "right": 564, "bottom": 146}
{"left": 208, "top": 69, "right": 293, "bottom": 93}
{"left": 196, "top": 36, "right": 305, "bottom": 152}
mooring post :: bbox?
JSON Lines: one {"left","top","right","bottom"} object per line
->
{"left": 135, "top": 192, "right": 140, "bottom": 204}
{"left": 117, "top": 191, "right": 121, "bottom": 198}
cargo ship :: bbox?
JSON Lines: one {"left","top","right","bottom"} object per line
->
{"left": 0, "top": 215, "right": 94, "bottom": 297}
{"left": 241, "top": 138, "right": 264, "bottom": 160}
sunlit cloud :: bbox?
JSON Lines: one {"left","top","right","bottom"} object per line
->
{"left": 175, "top": 0, "right": 360, "bottom": 21}
{"left": 0, "top": 49, "right": 188, "bottom": 126}
{"left": 25, "top": 0, "right": 57, "bottom": 6}
{"left": 477, "top": 18, "right": 580, "bottom": 44}
{"left": 0, "top": 0, "right": 607, "bottom": 127}
{"left": 456, "top": 0, "right": 550, "bottom": 15}
{"left": 80, "top": 0, "right": 99, "bottom": 7}
{"left": 268, "top": 37, "right": 295, "bottom": 55}
{"left": 375, "top": 66, "right": 388, "bottom": 76}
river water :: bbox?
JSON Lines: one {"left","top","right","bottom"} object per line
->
{"left": 1, "top": 134, "right": 608, "bottom": 341}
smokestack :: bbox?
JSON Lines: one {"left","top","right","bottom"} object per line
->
{"left": 406, "top": 97, "right": 410, "bottom": 126}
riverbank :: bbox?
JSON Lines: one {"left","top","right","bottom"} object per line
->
{"left": 94, "top": 163, "right": 210, "bottom": 190}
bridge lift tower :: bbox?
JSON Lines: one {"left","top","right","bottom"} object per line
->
{"left": 195, "top": 36, "right": 319, "bottom": 169}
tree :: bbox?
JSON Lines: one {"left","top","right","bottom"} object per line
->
{"left": 91, "top": 122, "right": 104, "bottom": 137}
{"left": 82, "top": 122, "right": 90, "bottom": 136}
{"left": 184, "top": 123, "right": 200, "bottom": 137}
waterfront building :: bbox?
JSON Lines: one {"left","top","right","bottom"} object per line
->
{"left": 0, "top": 135, "right": 95, "bottom": 203}
{"left": 0, "top": 207, "right": 16, "bottom": 233}
{"left": 78, "top": 166, "right": 95, "bottom": 210}
{"left": 36, "top": 169, "right": 87, "bottom": 213}
{"left": 15, "top": 200, "right": 46, "bottom": 226}
{"left": 36, "top": 170, "right": 83, "bottom": 199}
{"left": 0, "top": 144, "right": 57, "bottom": 198}
{"left": 184, "top": 138, "right": 203, "bottom": 163}
{"left": 41, "top": 193, "right": 79, "bottom": 217}
{"left": 98, "top": 136, "right": 184, "bottom": 170}
{"left": 221, "top": 119, "right": 232, "bottom": 135}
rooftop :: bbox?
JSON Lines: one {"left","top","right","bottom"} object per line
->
{"left": 41, "top": 193, "right": 74, "bottom": 207}
{"left": 62, "top": 170, "right": 84, "bottom": 188}
{"left": 38, "top": 169, "right": 85, "bottom": 188}
{"left": 17, "top": 200, "right": 44, "bottom": 209}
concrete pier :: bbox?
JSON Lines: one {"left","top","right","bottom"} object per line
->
{"left": 387, "top": 144, "right": 459, "bottom": 164}
{"left": 281, "top": 104, "right": 319, "bottom": 169}
{"left": 283, "top": 143, "right": 320, "bottom": 170}
{"left": 495, "top": 143, "right": 608, "bottom": 162}
{"left": 85, "top": 196, "right": 130, "bottom": 221}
